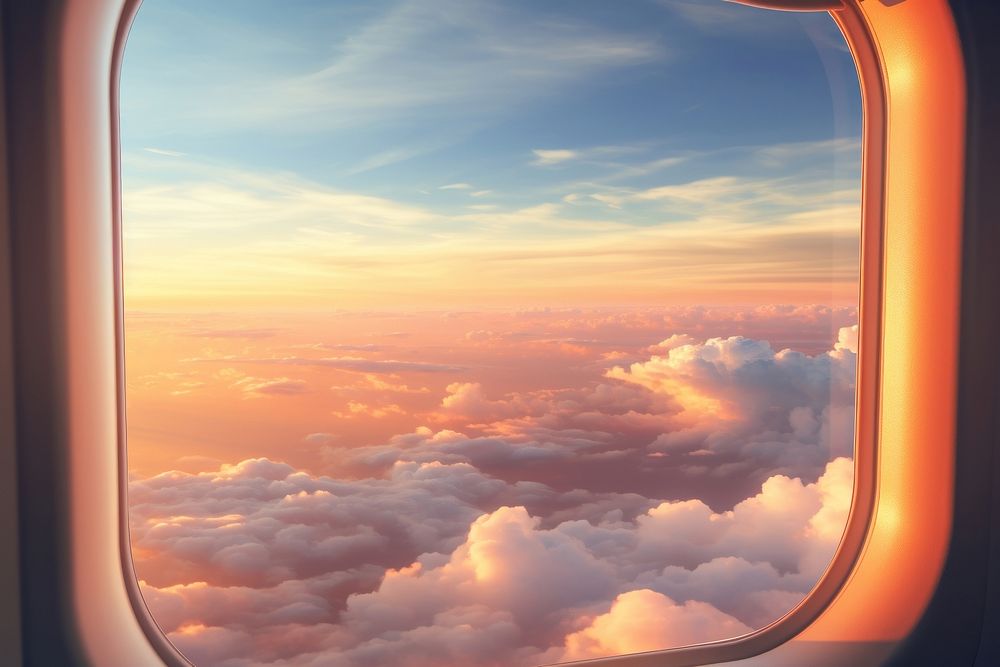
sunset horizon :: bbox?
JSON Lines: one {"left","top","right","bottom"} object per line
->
{"left": 121, "top": 1, "right": 862, "bottom": 665}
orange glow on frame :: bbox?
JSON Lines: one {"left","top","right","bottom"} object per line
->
{"left": 111, "top": 0, "right": 962, "bottom": 664}
{"left": 798, "top": 0, "right": 965, "bottom": 644}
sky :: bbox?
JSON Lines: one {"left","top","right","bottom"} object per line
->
{"left": 120, "top": 0, "right": 861, "bottom": 310}
{"left": 120, "top": 1, "right": 862, "bottom": 665}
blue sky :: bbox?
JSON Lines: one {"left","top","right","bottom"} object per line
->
{"left": 119, "top": 0, "right": 862, "bottom": 309}
{"left": 122, "top": 0, "right": 860, "bottom": 197}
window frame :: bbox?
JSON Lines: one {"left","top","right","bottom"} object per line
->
{"left": 0, "top": 0, "right": 967, "bottom": 665}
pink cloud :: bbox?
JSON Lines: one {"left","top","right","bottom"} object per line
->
{"left": 333, "top": 401, "right": 405, "bottom": 419}
{"left": 237, "top": 377, "right": 310, "bottom": 397}
{"left": 132, "top": 456, "right": 852, "bottom": 666}
{"left": 324, "top": 325, "right": 856, "bottom": 508}
{"left": 559, "top": 589, "right": 752, "bottom": 661}
{"left": 128, "top": 313, "right": 859, "bottom": 665}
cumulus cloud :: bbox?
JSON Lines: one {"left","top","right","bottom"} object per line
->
{"left": 133, "top": 459, "right": 500, "bottom": 590}
{"left": 131, "top": 320, "right": 858, "bottom": 665}
{"left": 607, "top": 325, "right": 857, "bottom": 495}
{"left": 637, "top": 456, "right": 851, "bottom": 577}
{"left": 340, "top": 506, "right": 618, "bottom": 647}
{"left": 323, "top": 325, "right": 856, "bottom": 507}
{"left": 133, "top": 455, "right": 852, "bottom": 666}
{"left": 560, "top": 589, "right": 751, "bottom": 661}
{"left": 440, "top": 382, "right": 502, "bottom": 419}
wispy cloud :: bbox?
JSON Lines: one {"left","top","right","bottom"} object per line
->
{"left": 182, "top": 328, "right": 278, "bottom": 339}
{"left": 234, "top": 376, "right": 309, "bottom": 398}
{"left": 549, "top": 137, "right": 857, "bottom": 195}
{"left": 532, "top": 149, "right": 580, "bottom": 166}
{"left": 125, "top": 0, "right": 665, "bottom": 135}
{"left": 334, "top": 400, "right": 406, "bottom": 419}
{"left": 122, "top": 158, "right": 859, "bottom": 309}
{"left": 143, "top": 147, "right": 186, "bottom": 158}
{"left": 122, "top": 169, "right": 437, "bottom": 239}
{"left": 531, "top": 145, "right": 649, "bottom": 167}
{"left": 439, "top": 185, "right": 492, "bottom": 197}
{"left": 344, "top": 146, "right": 426, "bottom": 175}
{"left": 196, "top": 356, "right": 465, "bottom": 374}
{"left": 753, "top": 137, "right": 861, "bottom": 167}
{"left": 636, "top": 176, "right": 761, "bottom": 203}
{"left": 661, "top": 0, "right": 801, "bottom": 37}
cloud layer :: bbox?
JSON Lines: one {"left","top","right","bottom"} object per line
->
{"left": 131, "top": 326, "right": 858, "bottom": 667}
{"left": 325, "top": 323, "right": 857, "bottom": 507}
{"left": 134, "top": 456, "right": 851, "bottom": 667}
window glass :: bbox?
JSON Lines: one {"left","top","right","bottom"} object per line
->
{"left": 121, "top": 2, "right": 862, "bottom": 665}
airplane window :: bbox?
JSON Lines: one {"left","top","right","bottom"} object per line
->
{"left": 120, "top": 1, "right": 862, "bottom": 665}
